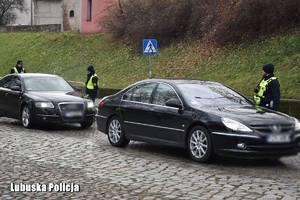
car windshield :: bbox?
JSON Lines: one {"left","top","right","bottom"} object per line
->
{"left": 24, "top": 77, "right": 75, "bottom": 91}
{"left": 178, "top": 83, "right": 251, "bottom": 106}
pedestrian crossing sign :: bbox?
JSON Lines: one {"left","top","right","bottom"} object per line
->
{"left": 143, "top": 39, "right": 158, "bottom": 55}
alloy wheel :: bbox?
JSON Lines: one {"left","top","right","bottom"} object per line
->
{"left": 190, "top": 130, "right": 208, "bottom": 159}
{"left": 22, "top": 106, "right": 30, "bottom": 127}
{"left": 108, "top": 119, "right": 121, "bottom": 143}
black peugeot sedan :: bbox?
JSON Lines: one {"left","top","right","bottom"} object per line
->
{"left": 96, "top": 79, "right": 300, "bottom": 163}
{"left": 0, "top": 73, "right": 96, "bottom": 128}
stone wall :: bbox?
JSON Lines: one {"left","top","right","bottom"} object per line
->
{"left": 0, "top": 24, "right": 61, "bottom": 33}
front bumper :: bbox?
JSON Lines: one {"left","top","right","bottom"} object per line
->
{"left": 33, "top": 106, "right": 96, "bottom": 124}
{"left": 212, "top": 131, "right": 300, "bottom": 158}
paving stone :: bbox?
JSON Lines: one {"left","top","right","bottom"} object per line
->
{"left": 0, "top": 118, "right": 300, "bottom": 199}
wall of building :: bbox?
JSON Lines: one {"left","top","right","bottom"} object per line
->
{"left": 11, "top": 0, "right": 31, "bottom": 25}
{"left": 34, "top": 0, "right": 62, "bottom": 25}
{"left": 81, "top": 0, "right": 116, "bottom": 34}
{"left": 62, "top": 0, "right": 81, "bottom": 31}
{"left": 8, "top": 0, "right": 117, "bottom": 33}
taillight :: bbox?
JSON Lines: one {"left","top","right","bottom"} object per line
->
{"left": 98, "top": 100, "right": 104, "bottom": 107}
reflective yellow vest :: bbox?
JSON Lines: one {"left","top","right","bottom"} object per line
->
{"left": 254, "top": 77, "right": 277, "bottom": 105}
{"left": 86, "top": 74, "right": 98, "bottom": 89}
{"left": 13, "top": 67, "right": 25, "bottom": 73}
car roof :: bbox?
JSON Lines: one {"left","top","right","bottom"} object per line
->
{"left": 138, "top": 78, "right": 222, "bottom": 85}
{"left": 6, "top": 73, "right": 60, "bottom": 78}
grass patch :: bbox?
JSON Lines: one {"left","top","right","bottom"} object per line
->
{"left": 0, "top": 30, "right": 300, "bottom": 99}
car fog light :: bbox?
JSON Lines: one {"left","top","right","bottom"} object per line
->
{"left": 237, "top": 142, "right": 247, "bottom": 149}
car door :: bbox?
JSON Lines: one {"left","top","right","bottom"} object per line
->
{"left": 0, "top": 76, "right": 13, "bottom": 116}
{"left": 147, "top": 83, "right": 189, "bottom": 146}
{"left": 120, "top": 82, "right": 158, "bottom": 140}
{"left": 5, "top": 76, "right": 22, "bottom": 118}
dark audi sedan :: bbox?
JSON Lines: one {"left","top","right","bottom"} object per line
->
{"left": 96, "top": 79, "right": 300, "bottom": 163}
{"left": 0, "top": 73, "right": 96, "bottom": 128}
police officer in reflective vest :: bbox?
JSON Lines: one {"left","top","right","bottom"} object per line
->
{"left": 85, "top": 65, "right": 99, "bottom": 103}
{"left": 10, "top": 60, "right": 26, "bottom": 74}
{"left": 253, "top": 63, "right": 280, "bottom": 111}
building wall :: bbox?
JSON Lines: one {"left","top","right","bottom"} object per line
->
{"left": 81, "top": 0, "right": 116, "bottom": 34}
{"left": 34, "top": 0, "right": 62, "bottom": 25}
{"left": 13, "top": 0, "right": 117, "bottom": 33}
{"left": 12, "top": 0, "right": 31, "bottom": 25}
{"left": 62, "top": 0, "right": 81, "bottom": 31}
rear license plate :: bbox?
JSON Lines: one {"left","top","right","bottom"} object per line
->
{"left": 63, "top": 111, "right": 83, "bottom": 117}
{"left": 266, "top": 134, "right": 291, "bottom": 143}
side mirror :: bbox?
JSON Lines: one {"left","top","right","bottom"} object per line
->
{"left": 74, "top": 86, "right": 82, "bottom": 92}
{"left": 11, "top": 85, "right": 21, "bottom": 91}
{"left": 166, "top": 99, "right": 182, "bottom": 109}
{"left": 247, "top": 97, "right": 255, "bottom": 105}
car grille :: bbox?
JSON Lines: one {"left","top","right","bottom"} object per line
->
{"left": 249, "top": 123, "right": 294, "bottom": 135}
{"left": 58, "top": 102, "right": 85, "bottom": 121}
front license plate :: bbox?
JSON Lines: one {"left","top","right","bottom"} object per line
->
{"left": 266, "top": 134, "right": 291, "bottom": 143}
{"left": 63, "top": 111, "right": 83, "bottom": 117}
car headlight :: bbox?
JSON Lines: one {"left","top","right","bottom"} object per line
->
{"left": 293, "top": 117, "right": 300, "bottom": 131}
{"left": 87, "top": 101, "right": 95, "bottom": 108}
{"left": 35, "top": 102, "right": 54, "bottom": 108}
{"left": 221, "top": 118, "right": 253, "bottom": 133}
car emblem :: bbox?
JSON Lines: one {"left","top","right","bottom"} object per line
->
{"left": 269, "top": 125, "right": 281, "bottom": 133}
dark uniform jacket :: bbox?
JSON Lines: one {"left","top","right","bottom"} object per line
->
{"left": 10, "top": 67, "right": 26, "bottom": 74}
{"left": 85, "top": 66, "right": 98, "bottom": 102}
{"left": 259, "top": 74, "right": 280, "bottom": 111}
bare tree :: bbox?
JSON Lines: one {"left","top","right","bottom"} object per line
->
{"left": 0, "top": 0, "right": 27, "bottom": 25}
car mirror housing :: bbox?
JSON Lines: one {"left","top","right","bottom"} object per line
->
{"left": 74, "top": 86, "right": 82, "bottom": 92}
{"left": 166, "top": 99, "right": 182, "bottom": 109}
{"left": 10, "top": 86, "right": 21, "bottom": 91}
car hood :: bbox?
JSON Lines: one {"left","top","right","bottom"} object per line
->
{"left": 197, "top": 105, "right": 294, "bottom": 125}
{"left": 26, "top": 91, "right": 85, "bottom": 102}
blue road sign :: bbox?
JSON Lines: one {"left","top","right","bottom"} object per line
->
{"left": 143, "top": 39, "right": 158, "bottom": 55}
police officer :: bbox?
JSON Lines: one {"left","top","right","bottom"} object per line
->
{"left": 85, "top": 65, "right": 99, "bottom": 103}
{"left": 10, "top": 60, "right": 26, "bottom": 74}
{"left": 254, "top": 63, "right": 280, "bottom": 111}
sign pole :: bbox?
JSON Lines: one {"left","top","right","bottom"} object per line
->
{"left": 148, "top": 55, "right": 152, "bottom": 79}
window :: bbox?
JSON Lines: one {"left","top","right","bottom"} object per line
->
{"left": 70, "top": 10, "right": 74, "bottom": 18}
{"left": 0, "top": 76, "right": 13, "bottom": 88}
{"left": 152, "top": 83, "right": 179, "bottom": 106}
{"left": 24, "top": 77, "right": 74, "bottom": 91}
{"left": 178, "top": 84, "right": 250, "bottom": 106}
{"left": 123, "top": 83, "right": 157, "bottom": 103}
{"left": 87, "top": 0, "right": 92, "bottom": 21}
{"left": 10, "top": 77, "right": 21, "bottom": 88}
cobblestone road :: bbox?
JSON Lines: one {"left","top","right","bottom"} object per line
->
{"left": 0, "top": 117, "right": 300, "bottom": 200}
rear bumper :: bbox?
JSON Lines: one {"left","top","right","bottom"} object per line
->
{"left": 95, "top": 114, "right": 107, "bottom": 134}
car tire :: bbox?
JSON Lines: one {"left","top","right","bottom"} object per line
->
{"left": 80, "top": 120, "right": 94, "bottom": 128}
{"left": 107, "top": 116, "right": 130, "bottom": 147}
{"left": 21, "top": 105, "right": 34, "bottom": 128}
{"left": 187, "top": 125, "right": 215, "bottom": 163}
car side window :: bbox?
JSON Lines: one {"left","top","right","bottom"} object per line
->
{"left": 10, "top": 77, "right": 21, "bottom": 88}
{"left": 123, "top": 83, "right": 157, "bottom": 103}
{"left": 0, "top": 76, "right": 13, "bottom": 88}
{"left": 152, "top": 83, "right": 179, "bottom": 106}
